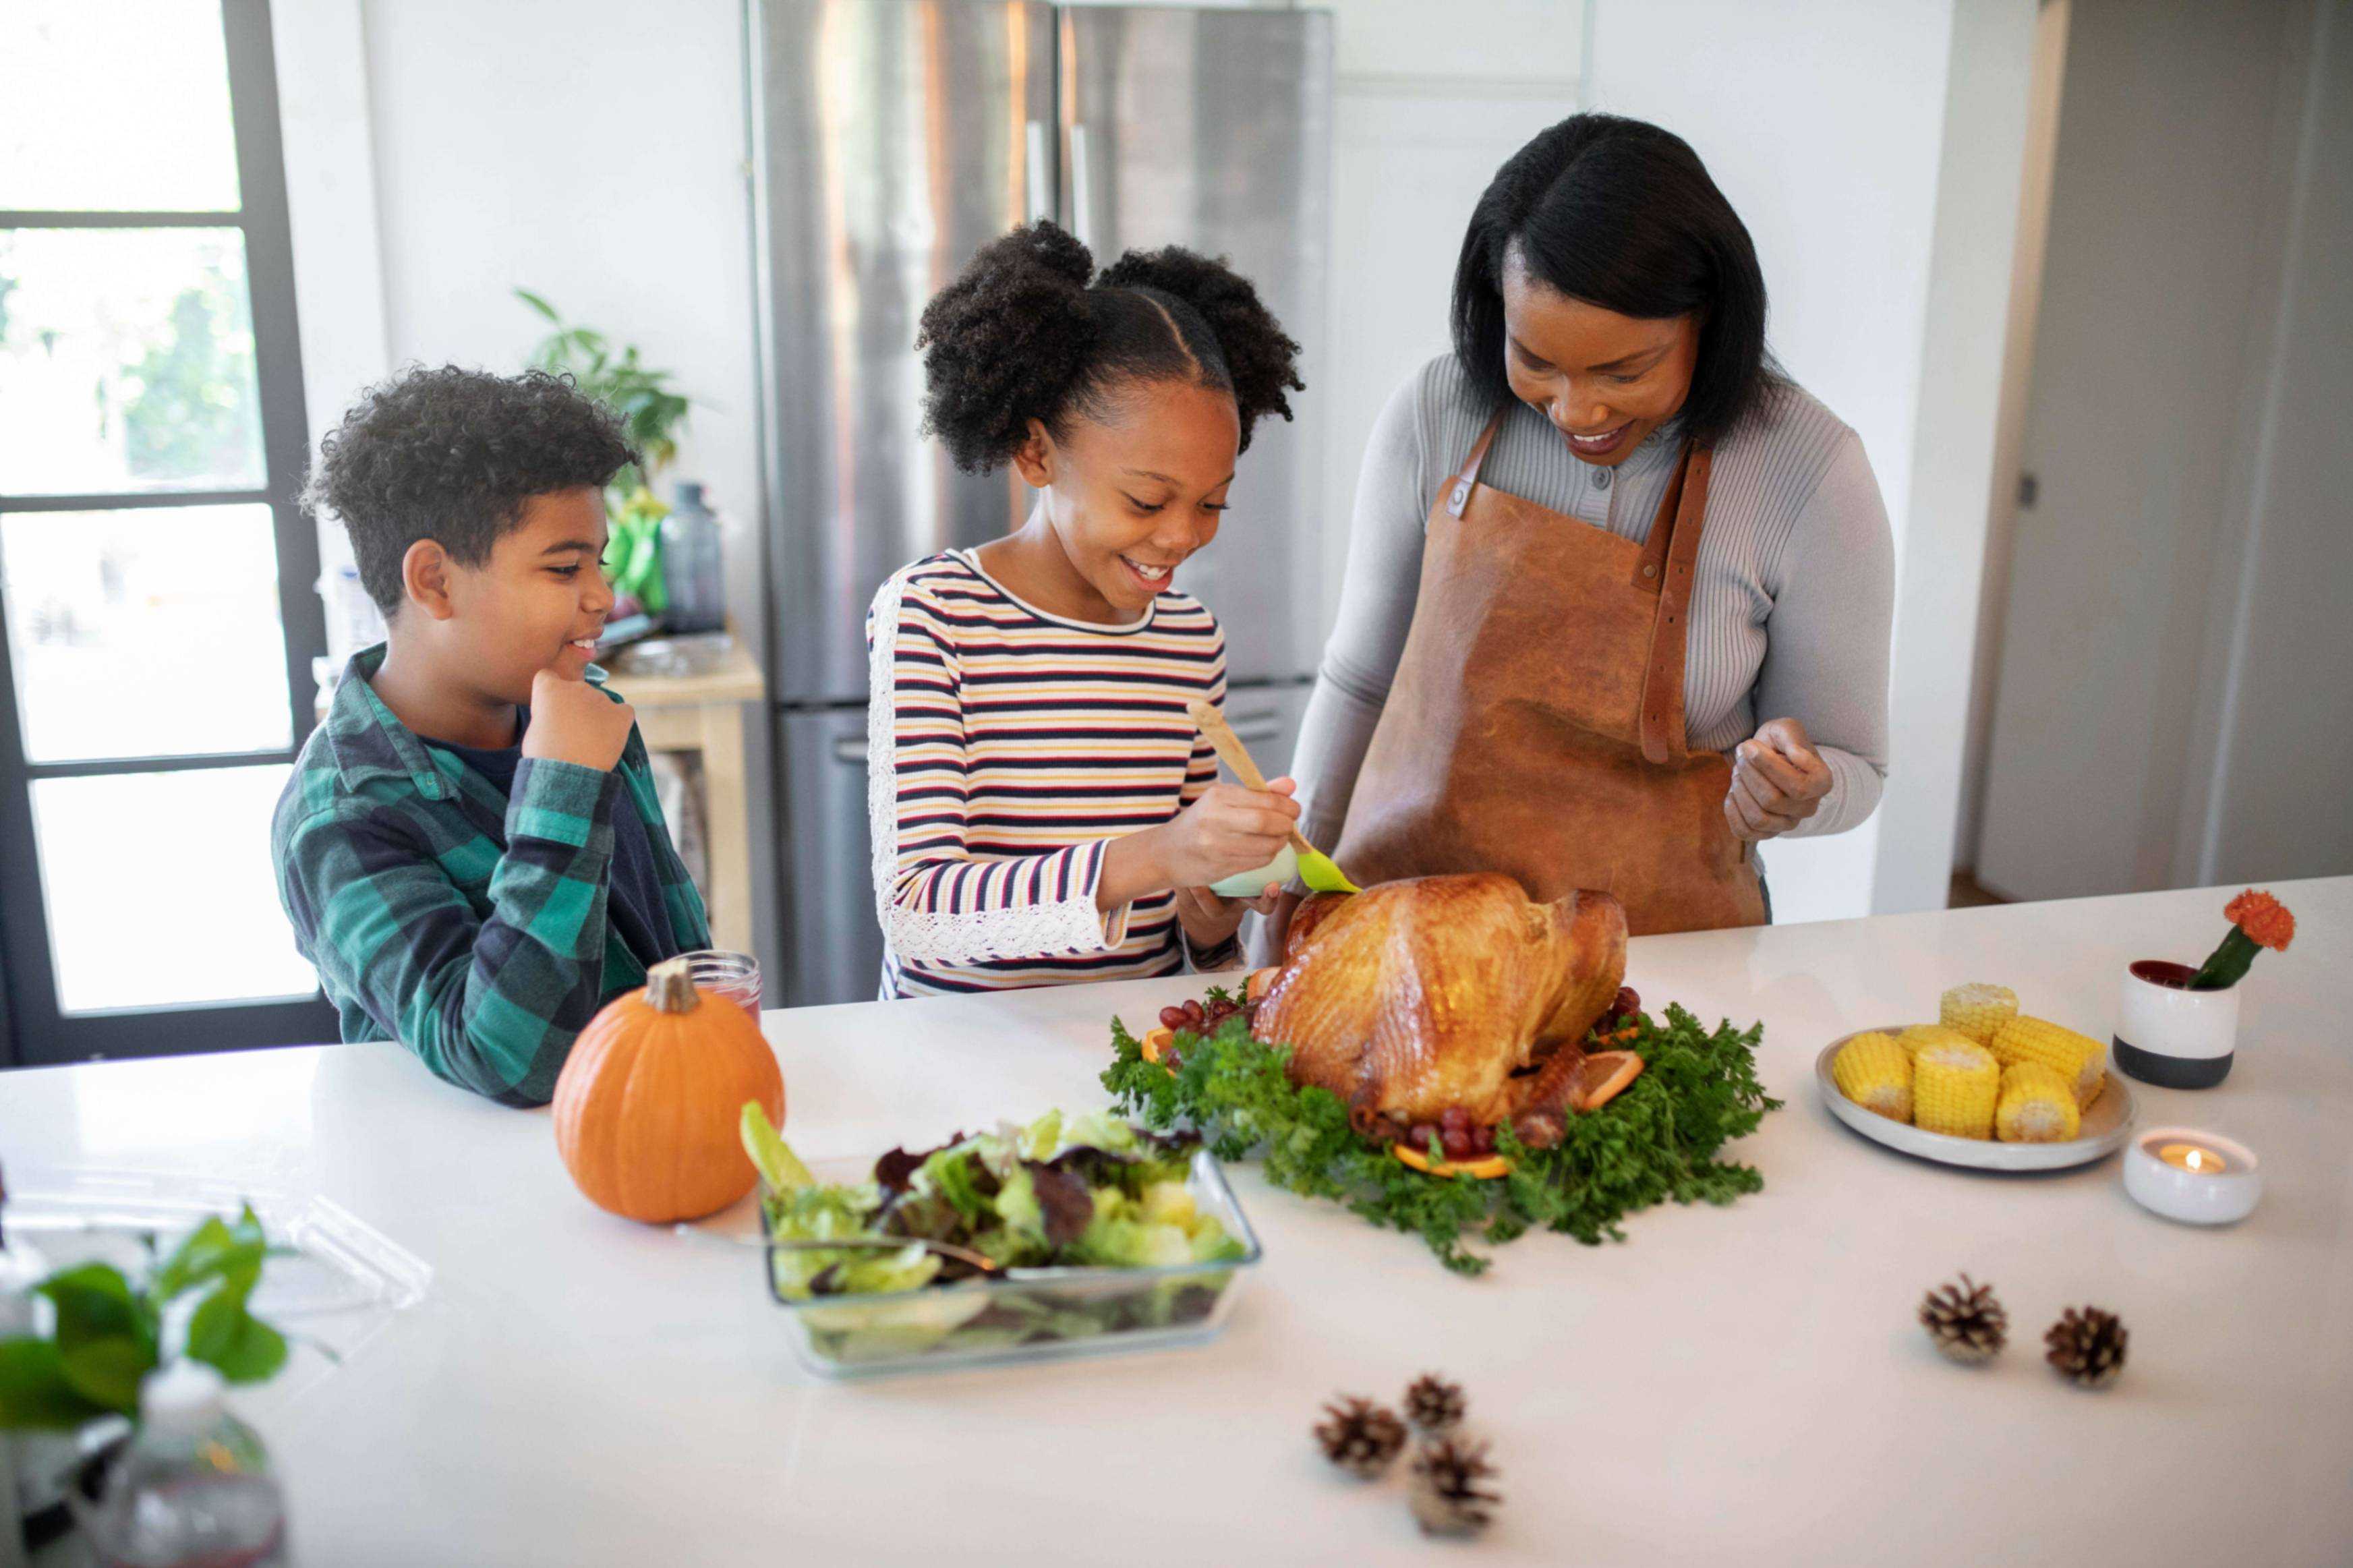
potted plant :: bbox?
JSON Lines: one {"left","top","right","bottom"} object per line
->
{"left": 2114, "top": 890, "right": 2297, "bottom": 1088}
{"left": 0, "top": 1192, "right": 295, "bottom": 1550}
{"left": 515, "top": 291, "right": 696, "bottom": 626}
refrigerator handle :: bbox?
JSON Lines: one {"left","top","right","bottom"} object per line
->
{"left": 1068, "top": 121, "right": 1095, "bottom": 252}
{"left": 832, "top": 736, "right": 869, "bottom": 765}
{"left": 1024, "top": 121, "right": 1051, "bottom": 225}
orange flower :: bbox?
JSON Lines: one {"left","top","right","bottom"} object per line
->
{"left": 2224, "top": 890, "right": 2295, "bottom": 952}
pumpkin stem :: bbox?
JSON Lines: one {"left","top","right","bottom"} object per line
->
{"left": 646, "top": 958, "right": 701, "bottom": 1014}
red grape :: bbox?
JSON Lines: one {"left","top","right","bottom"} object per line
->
{"left": 1408, "top": 1122, "right": 1439, "bottom": 1153}
{"left": 1441, "top": 1126, "right": 1475, "bottom": 1162}
{"left": 1158, "top": 1006, "right": 1187, "bottom": 1030}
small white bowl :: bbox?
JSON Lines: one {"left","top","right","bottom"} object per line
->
{"left": 2124, "top": 1126, "right": 2261, "bottom": 1225}
{"left": 1209, "top": 843, "right": 1296, "bottom": 900}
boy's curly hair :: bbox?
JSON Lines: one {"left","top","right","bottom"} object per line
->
{"left": 302, "top": 366, "right": 639, "bottom": 614}
{"left": 915, "top": 221, "right": 1304, "bottom": 473}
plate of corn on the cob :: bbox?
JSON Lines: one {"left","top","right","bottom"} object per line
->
{"left": 1816, "top": 984, "right": 2137, "bottom": 1171}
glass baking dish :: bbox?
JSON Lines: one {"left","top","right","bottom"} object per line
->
{"left": 759, "top": 1146, "right": 1262, "bottom": 1379}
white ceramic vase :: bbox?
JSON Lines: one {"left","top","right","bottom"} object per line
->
{"left": 2114, "top": 959, "right": 2239, "bottom": 1088}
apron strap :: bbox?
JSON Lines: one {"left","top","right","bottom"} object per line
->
{"left": 1443, "top": 408, "right": 1510, "bottom": 518}
{"left": 1635, "top": 444, "right": 1712, "bottom": 765}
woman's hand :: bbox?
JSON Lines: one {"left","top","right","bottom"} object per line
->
{"left": 1725, "top": 717, "right": 1833, "bottom": 842}
{"left": 1173, "top": 883, "right": 1283, "bottom": 954}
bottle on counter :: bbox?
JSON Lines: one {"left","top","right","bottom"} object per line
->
{"left": 659, "top": 481, "right": 727, "bottom": 635}
{"left": 88, "top": 1363, "right": 285, "bottom": 1568}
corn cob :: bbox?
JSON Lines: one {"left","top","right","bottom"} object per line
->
{"left": 1989, "top": 1016, "right": 2105, "bottom": 1109}
{"left": 1832, "top": 1032, "right": 1913, "bottom": 1122}
{"left": 1939, "top": 983, "right": 2019, "bottom": 1046}
{"left": 1913, "top": 1039, "right": 2000, "bottom": 1139}
{"left": 1996, "top": 1063, "right": 2081, "bottom": 1143}
{"left": 1898, "top": 1023, "right": 1979, "bottom": 1057}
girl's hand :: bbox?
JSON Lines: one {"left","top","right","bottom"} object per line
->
{"left": 1098, "top": 779, "right": 1299, "bottom": 914}
{"left": 1154, "top": 778, "right": 1301, "bottom": 887}
{"left": 1725, "top": 717, "right": 1833, "bottom": 842}
{"left": 1173, "top": 883, "right": 1282, "bottom": 952}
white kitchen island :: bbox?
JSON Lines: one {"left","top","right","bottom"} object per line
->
{"left": 5, "top": 879, "right": 2349, "bottom": 1567}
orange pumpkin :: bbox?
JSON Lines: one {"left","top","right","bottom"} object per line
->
{"left": 553, "top": 958, "right": 785, "bottom": 1223}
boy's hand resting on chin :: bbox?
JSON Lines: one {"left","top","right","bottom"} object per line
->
{"left": 522, "top": 668, "right": 635, "bottom": 773}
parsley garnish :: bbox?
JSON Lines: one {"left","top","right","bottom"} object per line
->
{"left": 1102, "top": 997, "right": 1778, "bottom": 1275}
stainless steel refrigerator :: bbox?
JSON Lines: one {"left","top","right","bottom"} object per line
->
{"left": 749, "top": 0, "right": 1333, "bottom": 1004}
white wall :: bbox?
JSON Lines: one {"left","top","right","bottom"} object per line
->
{"left": 357, "top": 0, "right": 763, "bottom": 614}
{"left": 1975, "top": 0, "right": 2329, "bottom": 901}
{"left": 1585, "top": 0, "right": 2036, "bottom": 923}
{"left": 1315, "top": 0, "right": 1584, "bottom": 633}
{"left": 1956, "top": 0, "right": 2071, "bottom": 873}
{"left": 2180, "top": 0, "right": 2352, "bottom": 887}
{"left": 1869, "top": 0, "right": 2041, "bottom": 912}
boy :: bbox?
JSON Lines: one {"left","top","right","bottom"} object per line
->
{"left": 274, "top": 366, "right": 710, "bottom": 1105}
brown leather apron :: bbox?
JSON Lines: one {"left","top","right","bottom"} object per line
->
{"left": 1333, "top": 411, "right": 1766, "bottom": 936}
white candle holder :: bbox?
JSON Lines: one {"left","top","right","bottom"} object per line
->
{"left": 2114, "top": 959, "right": 2239, "bottom": 1088}
{"left": 2123, "top": 1126, "right": 2261, "bottom": 1225}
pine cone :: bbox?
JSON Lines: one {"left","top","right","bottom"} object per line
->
{"left": 2045, "top": 1305, "right": 2128, "bottom": 1387}
{"left": 1403, "top": 1372, "right": 1468, "bottom": 1432}
{"left": 1919, "top": 1273, "right": 2008, "bottom": 1363}
{"left": 1409, "top": 1437, "right": 1502, "bottom": 1538}
{"left": 1315, "top": 1396, "right": 1407, "bottom": 1478}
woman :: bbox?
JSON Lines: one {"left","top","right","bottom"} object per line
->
{"left": 867, "top": 221, "right": 1306, "bottom": 998}
{"left": 1285, "top": 113, "right": 1892, "bottom": 938}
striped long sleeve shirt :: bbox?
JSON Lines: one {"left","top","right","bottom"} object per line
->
{"left": 865, "top": 550, "right": 1238, "bottom": 999}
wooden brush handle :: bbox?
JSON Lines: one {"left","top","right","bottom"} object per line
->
{"left": 1187, "top": 699, "right": 1316, "bottom": 859}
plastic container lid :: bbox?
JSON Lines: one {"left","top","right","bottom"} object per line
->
{"left": 138, "top": 1361, "right": 227, "bottom": 1437}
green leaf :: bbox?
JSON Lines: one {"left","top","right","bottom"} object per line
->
{"left": 0, "top": 1339, "right": 117, "bottom": 1430}
{"left": 38, "top": 1262, "right": 150, "bottom": 1350}
{"left": 514, "top": 287, "right": 561, "bottom": 322}
{"left": 55, "top": 1334, "right": 152, "bottom": 1413}
{"left": 185, "top": 1284, "right": 289, "bottom": 1385}
{"left": 152, "top": 1209, "right": 267, "bottom": 1301}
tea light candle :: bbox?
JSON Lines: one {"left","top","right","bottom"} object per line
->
{"left": 2124, "top": 1126, "right": 2261, "bottom": 1225}
{"left": 2155, "top": 1140, "right": 2230, "bottom": 1175}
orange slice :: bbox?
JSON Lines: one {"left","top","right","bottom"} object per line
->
{"left": 1569, "top": 1049, "right": 1644, "bottom": 1112}
{"left": 1391, "top": 1144, "right": 1512, "bottom": 1181}
{"left": 1140, "top": 1026, "right": 1175, "bottom": 1065}
{"left": 1594, "top": 1022, "right": 1640, "bottom": 1047}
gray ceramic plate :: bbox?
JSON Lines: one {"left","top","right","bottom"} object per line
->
{"left": 1815, "top": 1026, "right": 2137, "bottom": 1171}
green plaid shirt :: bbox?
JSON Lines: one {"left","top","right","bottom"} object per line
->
{"left": 272, "top": 646, "right": 710, "bottom": 1106}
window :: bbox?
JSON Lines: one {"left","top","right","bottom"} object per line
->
{"left": 0, "top": 0, "right": 333, "bottom": 1064}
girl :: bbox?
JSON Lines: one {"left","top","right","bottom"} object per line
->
{"left": 866, "top": 221, "right": 1308, "bottom": 999}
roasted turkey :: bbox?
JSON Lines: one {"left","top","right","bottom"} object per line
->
{"left": 1252, "top": 874, "right": 1634, "bottom": 1143}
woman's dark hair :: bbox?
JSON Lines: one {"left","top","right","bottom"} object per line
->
{"left": 917, "top": 220, "right": 1304, "bottom": 473}
{"left": 1451, "top": 113, "right": 1775, "bottom": 446}
{"left": 303, "top": 366, "right": 638, "bottom": 612}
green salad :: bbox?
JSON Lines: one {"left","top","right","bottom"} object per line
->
{"left": 739, "top": 1105, "right": 1250, "bottom": 1367}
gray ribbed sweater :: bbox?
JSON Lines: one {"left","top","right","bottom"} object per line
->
{"left": 1292, "top": 353, "right": 1894, "bottom": 849}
